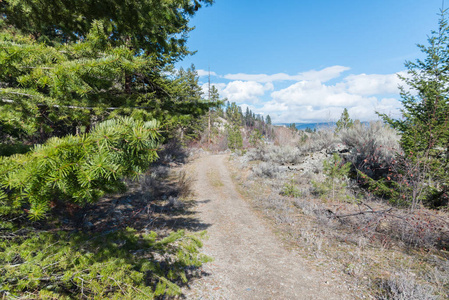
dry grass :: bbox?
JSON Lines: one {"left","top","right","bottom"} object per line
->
{"left": 207, "top": 169, "right": 225, "bottom": 187}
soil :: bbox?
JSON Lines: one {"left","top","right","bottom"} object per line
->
{"left": 182, "top": 153, "right": 353, "bottom": 299}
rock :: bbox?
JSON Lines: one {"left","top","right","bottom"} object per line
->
{"left": 326, "top": 143, "right": 350, "bottom": 154}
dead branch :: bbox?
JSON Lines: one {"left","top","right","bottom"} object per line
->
{"left": 334, "top": 208, "right": 393, "bottom": 219}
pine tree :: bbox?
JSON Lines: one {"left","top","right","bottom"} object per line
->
{"left": 0, "top": 1, "right": 215, "bottom": 143}
{"left": 0, "top": 2, "right": 215, "bottom": 297}
{"left": 379, "top": 9, "right": 449, "bottom": 207}
{"left": 245, "top": 107, "right": 251, "bottom": 126}
{"left": 225, "top": 102, "right": 243, "bottom": 150}
{"left": 266, "top": 114, "right": 272, "bottom": 125}
{"left": 335, "top": 108, "right": 353, "bottom": 132}
{"left": 1, "top": 0, "right": 213, "bottom": 62}
{"left": 373, "top": 9, "right": 449, "bottom": 209}
{"left": 313, "top": 153, "right": 351, "bottom": 202}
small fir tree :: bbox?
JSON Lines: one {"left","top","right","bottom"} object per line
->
{"left": 314, "top": 153, "right": 351, "bottom": 202}
{"left": 335, "top": 108, "right": 354, "bottom": 132}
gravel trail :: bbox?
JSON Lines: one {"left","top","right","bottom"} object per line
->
{"left": 183, "top": 154, "right": 352, "bottom": 299}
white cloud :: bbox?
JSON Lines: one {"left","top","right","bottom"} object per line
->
{"left": 263, "top": 76, "right": 403, "bottom": 123}
{"left": 223, "top": 66, "right": 350, "bottom": 83}
{"left": 300, "top": 66, "right": 351, "bottom": 82}
{"left": 197, "top": 69, "right": 217, "bottom": 77}
{"left": 341, "top": 72, "right": 405, "bottom": 95}
{"left": 202, "top": 66, "right": 405, "bottom": 123}
{"left": 270, "top": 80, "right": 370, "bottom": 107}
{"left": 221, "top": 81, "right": 273, "bottom": 103}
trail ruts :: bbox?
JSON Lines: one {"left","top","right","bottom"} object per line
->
{"left": 183, "top": 154, "right": 352, "bottom": 299}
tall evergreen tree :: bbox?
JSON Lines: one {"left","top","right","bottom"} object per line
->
{"left": 225, "top": 102, "right": 243, "bottom": 150}
{"left": 0, "top": 2, "right": 215, "bottom": 298}
{"left": 0, "top": 0, "right": 215, "bottom": 212}
{"left": 266, "top": 114, "right": 272, "bottom": 125}
{"left": 0, "top": 2, "right": 214, "bottom": 142}
{"left": 379, "top": 8, "right": 449, "bottom": 206}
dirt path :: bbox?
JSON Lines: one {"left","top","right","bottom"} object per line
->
{"left": 183, "top": 154, "right": 352, "bottom": 299}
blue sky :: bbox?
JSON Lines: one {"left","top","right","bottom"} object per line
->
{"left": 177, "top": 0, "right": 445, "bottom": 123}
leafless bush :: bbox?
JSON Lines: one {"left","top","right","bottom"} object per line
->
{"left": 251, "top": 162, "right": 281, "bottom": 178}
{"left": 340, "top": 121, "right": 400, "bottom": 179}
{"left": 177, "top": 170, "right": 193, "bottom": 199}
{"left": 254, "top": 193, "right": 295, "bottom": 224}
{"left": 262, "top": 194, "right": 288, "bottom": 210}
{"left": 425, "top": 260, "right": 449, "bottom": 293}
{"left": 300, "top": 128, "right": 339, "bottom": 152}
{"left": 387, "top": 210, "right": 449, "bottom": 249}
{"left": 377, "top": 272, "right": 437, "bottom": 300}
{"left": 207, "top": 135, "right": 228, "bottom": 152}
{"left": 139, "top": 167, "right": 193, "bottom": 201}
{"left": 139, "top": 165, "right": 170, "bottom": 197}
{"left": 274, "top": 126, "right": 301, "bottom": 146}
{"left": 327, "top": 204, "right": 449, "bottom": 249}
{"left": 292, "top": 197, "right": 320, "bottom": 216}
{"left": 246, "top": 145, "right": 302, "bottom": 164}
{"left": 168, "top": 196, "right": 184, "bottom": 209}
{"left": 157, "top": 138, "right": 189, "bottom": 164}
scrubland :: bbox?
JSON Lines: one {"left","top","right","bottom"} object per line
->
{"left": 227, "top": 123, "right": 449, "bottom": 299}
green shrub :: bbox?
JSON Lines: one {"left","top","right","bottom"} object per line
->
{"left": 281, "top": 178, "right": 302, "bottom": 198}
{"left": 313, "top": 153, "right": 351, "bottom": 202}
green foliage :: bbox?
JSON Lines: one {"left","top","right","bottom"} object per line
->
{"left": 224, "top": 102, "right": 244, "bottom": 150}
{"left": 314, "top": 153, "right": 351, "bottom": 202}
{"left": 0, "top": 0, "right": 213, "bottom": 62}
{"left": 249, "top": 129, "right": 263, "bottom": 147}
{"left": 168, "top": 65, "right": 216, "bottom": 142}
{"left": 0, "top": 3, "right": 213, "bottom": 299}
{"left": 226, "top": 124, "right": 243, "bottom": 151}
{"left": 0, "top": 25, "right": 213, "bottom": 143}
{"left": 0, "top": 117, "right": 159, "bottom": 219}
{"left": 226, "top": 102, "right": 242, "bottom": 127}
{"left": 304, "top": 127, "right": 314, "bottom": 134}
{"left": 266, "top": 115, "right": 272, "bottom": 125}
{"left": 281, "top": 178, "right": 302, "bottom": 198}
{"left": 0, "top": 228, "right": 211, "bottom": 299}
{"left": 335, "top": 108, "right": 353, "bottom": 132}
{"left": 0, "top": 142, "right": 32, "bottom": 157}
{"left": 378, "top": 9, "right": 449, "bottom": 208}
{"left": 356, "top": 170, "right": 398, "bottom": 200}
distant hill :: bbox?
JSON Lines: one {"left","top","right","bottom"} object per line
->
{"left": 274, "top": 122, "right": 336, "bottom": 131}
